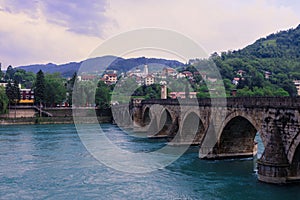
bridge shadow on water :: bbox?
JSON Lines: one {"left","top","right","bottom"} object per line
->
{"left": 163, "top": 145, "right": 300, "bottom": 199}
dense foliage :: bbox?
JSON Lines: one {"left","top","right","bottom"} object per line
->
{"left": 43, "top": 73, "right": 67, "bottom": 107}
{"left": 5, "top": 80, "right": 21, "bottom": 105}
{"left": 211, "top": 25, "right": 300, "bottom": 97}
{"left": 0, "top": 86, "right": 8, "bottom": 114}
{"left": 132, "top": 84, "right": 161, "bottom": 99}
{"left": 95, "top": 81, "right": 111, "bottom": 109}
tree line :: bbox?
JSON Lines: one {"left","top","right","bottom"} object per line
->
{"left": 0, "top": 66, "right": 117, "bottom": 115}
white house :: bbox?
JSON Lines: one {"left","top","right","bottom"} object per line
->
{"left": 144, "top": 75, "right": 155, "bottom": 86}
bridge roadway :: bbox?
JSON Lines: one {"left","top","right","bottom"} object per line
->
{"left": 112, "top": 97, "right": 300, "bottom": 184}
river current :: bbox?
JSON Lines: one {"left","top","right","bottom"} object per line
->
{"left": 0, "top": 124, "right": 299, "bottom": 199}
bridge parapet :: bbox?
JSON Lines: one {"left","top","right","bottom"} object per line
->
{"left": 142, "top": 97, "right": 300, "bottom": 108}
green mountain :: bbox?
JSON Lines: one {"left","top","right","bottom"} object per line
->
{"left": 234, "top": 24, "right": 300, "bottom": 59}
{"left": 212, "top": 24, "right": 300, "bottom": 96}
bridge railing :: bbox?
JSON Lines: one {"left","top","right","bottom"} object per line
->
{"left": 226, "top": 97, "right": 300, "bottom": 108}
{"left": 141, "top": 97, "right": 300, "bottom": 108}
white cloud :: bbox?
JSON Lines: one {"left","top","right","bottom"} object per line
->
{"left": 0, "top": 9, "right": 102, "bottom": 68}
{"left": 105, "top": 0, "right": 300, "bottom": 54}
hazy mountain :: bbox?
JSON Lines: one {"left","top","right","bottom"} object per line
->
{"left": 17, "top": 56, "right": 184, "bottom": 77}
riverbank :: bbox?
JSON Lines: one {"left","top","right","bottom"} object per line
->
{"left": 0, "top": 116, "right": 112, "bottom": 125}
{"left": 0, "top": 107, "right": 113, "bottom": 125}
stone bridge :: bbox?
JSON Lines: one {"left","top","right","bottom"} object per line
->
{"left": 112, "top": 97, "right": 300, "bottom": 184}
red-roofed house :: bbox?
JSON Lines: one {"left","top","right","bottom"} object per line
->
{"left": 169, "top": 92, "right": 197, "bottom": 99}
{"left": 103, "top": 73, "right": 118, "bottom": 84}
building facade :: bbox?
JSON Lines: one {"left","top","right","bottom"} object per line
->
{"left": 294, "top": 80, "right": 300, "bottom": 96}
{"left": 19, "top": 89, "right": 34, "bottom": 104}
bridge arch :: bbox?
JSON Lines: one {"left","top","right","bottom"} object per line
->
{"left": 122, "top": 108, "right": 132, "bottom": 126}
{"left": 289, "top": 142, "right": 300, "bottom": 177}
{"left": 139, "top": 105, "right": 163, "bottom": 135}
{"left": 221, "top": 111, "right": 260, "bottom": 134}
{"left": 214, "top": 114, "right": 261, "bottom": 158}
{"left": 155, "top": 107, "right": 178, "bottom": 137}
{"left": 177, "top": 110, "right": 206, "bottom": 145}
{"left": 157, "top": 108, "right": 174, "bottom": 134}
{"left": 287, "top": 132, "right": 300, "bottom": 175}
{"left": 111, "top": 105, "right": 132, "bottom": 128}
{"left": 142, "top": 106, "right": 151, "bottom": 126}
{"left": 287, "top": 115, "right": 300, "bottom": 164}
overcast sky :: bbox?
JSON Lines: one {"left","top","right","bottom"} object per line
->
{"left": 0, "top": 0, "right": 299, "bottom": 68}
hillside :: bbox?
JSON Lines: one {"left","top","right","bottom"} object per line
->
{"left": 234, "top": 24, "right": 300, "bottom": 59}
{"left": 212, "top": 24, "right": 300, "bottom": 96}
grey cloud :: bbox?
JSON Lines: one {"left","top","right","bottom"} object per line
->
{"left": 1, "top": 0, "right": 110, "bottom": 37}
{"left": 1, "top": 0, "right": 39, "bottom": 17}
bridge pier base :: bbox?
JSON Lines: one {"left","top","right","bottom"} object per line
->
{"left": 256, "top": 126, "right": 291, "bottom": 184}
{"left": 200, "top": 142, "right": 258, "bottom": 160}
{"left": 202, "top": 152, "right": 256, "bottom": 160}
{"left": 257, "top": 161, "right": 289, "bottom": 184}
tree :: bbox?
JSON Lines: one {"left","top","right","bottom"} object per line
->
{"left": 196, "top": 84, "right": 210, "bottom": 98}
{"left": 144, "top": 84, "right": 161, "bottom": 99}
{"left": 236, "top": 86, "right": 254, "bottom": 97}
{"left": 273, "top": 88, "right": 289, "bottom": 96}
{"left": 281, "top": 80, "right": 297, "bottom": 96}
{"left": 43, "top": 73, "right": 66, "bottom": 107}
{"left": 0, "top": 63, "right": 4, "bottom": 80}
{"left": 95, "top": 81, "right": 111, "bottom": 109}
{"left": 68, "top": 72, "right": 77, "bottom": 88}
{"left": 34, "top": 70, "right": 45, "bottom": 106}
{"left": 5, "top": 80, "right": 21, "bottom": 118}
{"left": 66, "top": 72, "right": 77, "bottom": 106}
{"left": 185, "top": 82, "right": 189, "bottom": 99}
{"left": 13, "top": 69, "right": 25, "bottom": 84}
{"left": 23, "top": 71, "right": 35, "bottom": 89}
{"left": 5, "top": 80, "right": 20, "bottom": 104}
{"left": 0, "top": 86, "right": 8, "bottom": 114}
{"left": 72, "top": 81, "right": 87, "bottom": 107}
{"left": 4, "top": 65, "right": 15, "bottom": 81}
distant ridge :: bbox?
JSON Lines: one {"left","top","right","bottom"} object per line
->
{"left": 17, "top": 56, "right": 184, "bottom": 77}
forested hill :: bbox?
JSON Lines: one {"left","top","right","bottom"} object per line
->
{"left": 234, "top": 24, "right": 300, "bottom": 59}
{"left": 212, "top": 24, "right": 300, "bottom": 96}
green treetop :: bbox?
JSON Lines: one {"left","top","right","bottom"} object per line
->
{"left": 34, "top": 70, "right": 45, "bottom": 106}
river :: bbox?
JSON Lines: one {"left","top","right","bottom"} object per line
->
{"left": 0, "top": 124, "right": 299, "bottom": 199}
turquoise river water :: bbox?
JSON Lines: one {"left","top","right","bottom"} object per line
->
{"left": 0, "top": 124, "right": 299, "bottom": 199}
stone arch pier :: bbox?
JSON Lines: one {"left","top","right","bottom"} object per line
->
{"left": 112, "top": 97, "right": 300, "bottom": 184}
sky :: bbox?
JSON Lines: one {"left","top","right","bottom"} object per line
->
{"left": 0, "top": 0, "right": 300, "bottom": 68}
